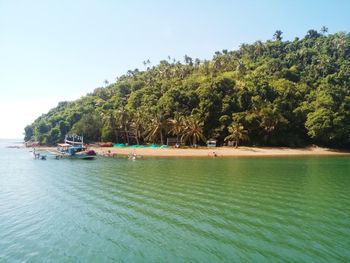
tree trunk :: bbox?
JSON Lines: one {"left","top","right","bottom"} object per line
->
{"left": 115, "top": 130, "right": 119, "bottom": 143}
{"left": 125, "top": 128, "right": 130, "bottom": 145}
{"left": 160, "top": 131, "right": 164, "bottom": 145}
{"left": 264, "top": 134, "right": 268, "bottom": 144}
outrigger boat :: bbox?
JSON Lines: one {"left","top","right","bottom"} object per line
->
{"left": 55, "top": 134, "right": 96, "bottom": 160}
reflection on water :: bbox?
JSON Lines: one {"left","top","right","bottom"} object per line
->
{"left": 0, "top": 140, "right": 350, "bottom": 262}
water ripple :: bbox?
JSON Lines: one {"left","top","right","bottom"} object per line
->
{"left": 1, "top": 147, "right": 350, "bottom": 262}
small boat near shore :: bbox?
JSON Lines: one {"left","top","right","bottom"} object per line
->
{"left": 55, "top": 134, "right": 96, "bottom": 160}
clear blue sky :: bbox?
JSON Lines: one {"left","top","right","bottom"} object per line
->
{"left": 0, "top": 0, "right": 349, "bottom": 138}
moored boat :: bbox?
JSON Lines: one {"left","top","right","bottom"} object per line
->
{"left": 56, "top": 134, "right": 96, "bottom": 160}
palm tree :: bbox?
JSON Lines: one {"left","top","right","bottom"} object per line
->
{"left": 333, "top": 32, "right": 346, "bottom": 56}
{"left": 116, "top": 108, "right": 131, "bottom": 144}
{"left": 184, "top": 54, "right": 193, "bottom": 66}
{"left": 320, "top": 26, "right": 328, "bottom": 35}
{"left": 130, "top": 110, "right": 145, "bottom": 145}
{"left": 224, "top": 123, "right": 249, "bottom": 148}
{"left": 145, "top": 113, "right": 168, "bottom": 145}
{"left": 194, "top": 58, "right": 201, "bottom": 68}
{"left": 237, "top": 60, "right": 246, "bottom": 76}
{"left": 181, "top": 116, "right": 206, "bottom": 146}
{"left": 258, "top": 107, "right": 288, "bottom": 144}
{"left": 168, "top": 113, "right": 185, "bottom": 144}
{"left": 273, "top": 30, "right": 283, "bottom": 41}
{"left": 254, "top": 40, "right": 264, "bottom": 56}
{"left": 100, "top": 109, "right": 118, "bottom": 142}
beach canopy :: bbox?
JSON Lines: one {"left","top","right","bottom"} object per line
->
{"left": 207, "top": 139, "right": 217, "bottom": 147}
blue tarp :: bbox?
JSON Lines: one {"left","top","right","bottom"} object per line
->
{"left": 113, "top": 144, "right": 125, "bottom": 147}
{"left": 113, "top": 144, "right": 168, "bottom": 148}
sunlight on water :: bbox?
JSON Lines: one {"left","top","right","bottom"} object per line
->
{"left": 0, "top": 140, "right": 350, "bottom": 262}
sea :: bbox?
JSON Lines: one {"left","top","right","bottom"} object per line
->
{"left": 0, "top": 139, "right": 350, "bottom": 262}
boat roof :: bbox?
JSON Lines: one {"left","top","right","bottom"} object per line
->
{"left": 57, "top": 143, "right": 71, "bottom": 147}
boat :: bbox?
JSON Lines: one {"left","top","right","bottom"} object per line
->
{"left": 56, "top": 134, "right": 96, "bottom": 160}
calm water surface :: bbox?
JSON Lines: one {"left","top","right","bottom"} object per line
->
{"left": 1, "top": 140, "right": 350, "bottom": 262}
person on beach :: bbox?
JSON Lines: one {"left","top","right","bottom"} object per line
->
{"left": 208, "top": 151, "right": 218, "bottom": 157}
{"left": 128, "top": 151, "right": 137, "bottom": 160}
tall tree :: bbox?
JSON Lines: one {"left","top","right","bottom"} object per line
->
{"left": 181, "top": 116, "right": 206, "bottom": 146}
{"left": 145, "top": 113, "right": 169, "bottom": 145}
{"left": 130, "top": 110, "right": 145, "bottom": 145}
{"left": 168, "top": 113, "right": 186, "bottom": 143}
{"left": 273, "top": 30, "right": 283, "bottom": 41}
{"left": 320, "top": 26, "right": 328, "bottom": 35}
{"left": 116, "top": 108, "right": 131, "bottom": 144}
{"left": 224, "top": 123, "right": 249, "bottom": 148}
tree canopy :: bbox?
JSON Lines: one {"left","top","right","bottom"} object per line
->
{"left": 25, "top": 29, "right": 350, "bottom": 148}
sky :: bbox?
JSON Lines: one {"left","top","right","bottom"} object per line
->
{"left": 0, "top": 0, "right": 350, "bottom": 138}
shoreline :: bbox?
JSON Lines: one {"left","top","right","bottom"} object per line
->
{"left": 28, "top": 145, "right": 350, "bottom": 158}
{"left": 88, "top": 146, "right": 350, "bottom": 158}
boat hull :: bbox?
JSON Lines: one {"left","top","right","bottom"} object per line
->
{"left": 54, "top": 152, "right": 96, "bottom": 160}
{"left": 73, "top": 154, "right": 95, "bottom": 160}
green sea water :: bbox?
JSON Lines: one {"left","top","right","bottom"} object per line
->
{"left": 1, "top": 139, "right": 350, "bottom": 262}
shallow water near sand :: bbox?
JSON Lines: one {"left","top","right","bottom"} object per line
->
{"left": 1, "top": 139, "right": 350, "bottom": 262}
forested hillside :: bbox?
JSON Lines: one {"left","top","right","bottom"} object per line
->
{"left": 24, "top": 29, "right": 350, "bottom": 148}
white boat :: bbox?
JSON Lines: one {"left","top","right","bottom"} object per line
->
{"left": 56, "top": 134, "right": 96, "bottom": 160}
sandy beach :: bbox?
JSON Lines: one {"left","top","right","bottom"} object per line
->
{"left": 90, "top": 146, "right": 350, "bottom": 158}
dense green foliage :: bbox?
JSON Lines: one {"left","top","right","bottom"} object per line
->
{"left": 25, "top": 29, "right": 350, "bottom": 148}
